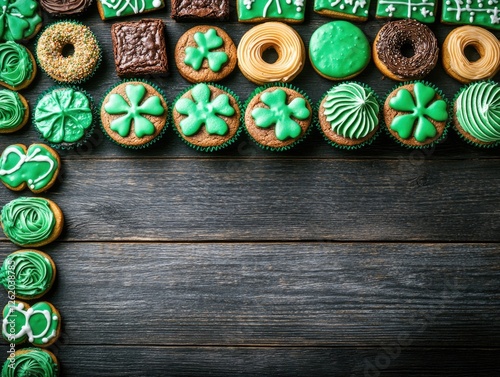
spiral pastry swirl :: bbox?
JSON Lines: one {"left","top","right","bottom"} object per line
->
{"left": 375, "top": 19, "right": 438, "bottom": 80}
{"left": 1, "top": 348, "right": 58, "bottom": 377}
{"left": 443, "top": 26, "right": 500, "bottom": 83}
{"left": 456, "top": 81, "right": 500, "bottom": 144}
{"left": 237, "top": 22, "right": 305, "bottom": 85}
{"left": 0, "top": 90, "right": 25, "bottom": 132}
{"left": 0, "top": 42, "right": 33, "bottom": 88}
{"left": 0, "top": 250, "right": 55, "bottom": 299}
{"left": 323, "top": 83, "right": 379, "bottom": 139}
{"left": 1, "top": 197, "right": 56, "bottom": 246}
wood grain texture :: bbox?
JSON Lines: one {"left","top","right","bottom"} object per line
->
{"left": 2, "top": 158, "right": 500, "bottom": 242}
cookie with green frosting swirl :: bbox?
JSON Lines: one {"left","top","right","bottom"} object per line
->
{"left": 318, "top": 82, "right": 380, "bottom": 148}
{"left": 454, "top": 81, "right": 500, "bottom": 147}
{"left": 1, "top": 348, "right": 58, "bottom": 377}
{"left": 0, "top": 250, "right": 56, "bottom": 300}
{"left": 0, "top": 89, "right": 29, "bottom": 134}
{"left": 1, "top": 197, "right": 64, "bottom": 247}
{"left": 0, "top": 41, "right": 37, "bottom": 91}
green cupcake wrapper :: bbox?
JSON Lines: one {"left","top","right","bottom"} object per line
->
{"left": 99, "top": 78, "right": 170, "bottom": 150}
{"left": 383, "top": 80, "right": 450, "bottom": 150}
{"left": 451, "top": 80, "right": 500, "bottom": 148}
{"left": 35, "top": 20, "right": 102, "bottom": 85}
{"left": 33, "top": 85, "right": 97, "bottom": 150}
{"left": 171, "top": 82, "right": 243, "bottom": 153}
{"left": 243, "top": 83, "right": 314, "bottom": 152}
{"left": 316, "top": 81, "right": 382, "bottom": 150}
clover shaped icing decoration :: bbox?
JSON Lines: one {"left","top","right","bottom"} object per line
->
{"left": 0, "top": 0, "right": 42, "bottom": 41}
{"left": 389, "top": 82, "right": 448, "bottom": 142}
{"left": 175, "top": 83, "right": 235, "bottom": 136}
{"left": 104, "top": 84, "right": 165, "bottom": 138}
{"left": 184, "top": 29, "right": 228, "bottom": 72}
{"left": 2, "top": 301, "right": 60, "bottom": 346}
{"left": 251, "top": 88, "right": 310, "bottom": 141}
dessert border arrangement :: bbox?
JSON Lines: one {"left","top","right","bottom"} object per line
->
{"left": 0, "top": 0, "right": 499, "bottom": 375}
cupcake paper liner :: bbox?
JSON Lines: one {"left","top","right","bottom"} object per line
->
{"left": 382, "top": 80, "right": 450, "bottom": 150}
{"left": 451, "top": 80, "right": 500, "bottom": 148}
{"left": 33, "top": 85, "right": 97, "bottom": 150}
{"left": 316, "top": 81, "right": 383, "bottom": 150}
{"left": 171, "top": 82, "right": 243, "bottom": 153}
{"left": 35, "top": 20, "right": 102, "bottom": 85}
{"left": 99, "top": 78, "right": 170, "bottom": 150}
{"left": 243, "top": 83, "right": 315, "bottom": 152}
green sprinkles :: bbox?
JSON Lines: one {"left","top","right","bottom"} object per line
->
{"left": 36, "top": 22, "right": 101, "bottom": 84}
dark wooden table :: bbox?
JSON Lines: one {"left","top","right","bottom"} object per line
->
{"left": 1, "top": 2, "right": 499, "bottom": 376}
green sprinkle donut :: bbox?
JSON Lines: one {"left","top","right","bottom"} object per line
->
{"left": 36, "top": 21, "right": 101, "bottom": 84}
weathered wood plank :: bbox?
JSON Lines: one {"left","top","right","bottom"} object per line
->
{"left": 2, "top": 159, "right": 499, "bottom": 242}
{"left": 8, "top": 345, "right": 496, "bottom": 377}
{"left": 1, "top": 242, "right": 497, "bottom": 347}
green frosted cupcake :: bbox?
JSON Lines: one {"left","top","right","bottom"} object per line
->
{"left": 172, "top": 83, "right": 241, "bottom": 152}
{"left": 453, "top": 81, "right": 500, "bottom": 148}
{"left": 34, "top": 86, "right": 95, "bottom": 149}
{"left": 384, "top": 81, "right": 449, "bottom": 148}
{"left": 318, "top": 82, "right": 381, "bottom": 149}
{"left": 2, "top": 348, "right": 58, "bottom": 377}
{"left": 244, "top": 84, "right": 313, "bottom": 151}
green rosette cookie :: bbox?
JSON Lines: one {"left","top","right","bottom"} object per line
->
{"left": 244, "top": 83, "right": 314, "bottom": 152}
{"left": 317, "top": 82, "right": 381, "bottom": 150}
{"left": 0, "top": 250, "right": 56, "bottom": 300}
{"left": 172, "top": 82, "right": 242, "bottom": 152}
{"left": 383, "top": 81, "right": 450, "bottom": 149}
{"left": 453, "top": 81, "right": 500, "bottom": 148}
{"left": 1, "top": 348, "right": 58, "bottom": 377}
{"left": 33, "top": 86, "right": 96, "bottom": 150}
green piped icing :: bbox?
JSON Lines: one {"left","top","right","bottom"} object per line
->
{"left": 0, "top": 250, "right": 54, "bottom": 299}
{"left": 0, "top": 144, "right": 59, "bottom": 192}
{"left": 98, "top": 0, "right": 164, "bottom": 20}
{"left": 175, "top": 83, "right": 235, "bottom": 136}
{"left": 442, "top": 0, "right": 499, "bottom": 30}
{"left": 0, "top": 89, "right": 25, "bottom": 131}
{"left": 0, "top": 0, "right": 42, "bottom": 41}
{"left": 34, "top": 88, "right": 93, "bottom": 144}
{"left": 238, "top": 0, "right": 306, "bottom": 22}
{"left": 2, "top": 301, "right": 59, "bottom": 346}
{"left": 1, "top": 197, "right": 55, "bottom": 246}
{"left": 0, "top": 41, "right": 33, "bottom": 88}
{"left": 375, "top": 0, "right": 437, "bottom": 23}
{"left": 314, "top": 0, "right": 370, "bottom": 19}
{"left": 1, "top": 348, "right": 58, "bottom": 377}
{"left": 252, "top": 88, "right": 310, "bottom": 141}
{"left": 104, "top": 83, "right": 165, "bottom": 138}
{"left": 456, "top": 81, "right": 500, "bottom": 143}
{"left": 324, "top": 83, "right": 379, "bottom": 139}
{"left": 184, "top": 29, "right": 228, "bottom": 72}
{"left": 309, "top": 21, "right": 370, "bottom": 79}
{"left": 389, "top": 82, "right": 448, "bottom": 142}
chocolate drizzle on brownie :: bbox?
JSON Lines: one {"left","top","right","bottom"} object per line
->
{"left": 376, "top": 19, "right": 438, "bottom": 80}
{"left": 40, "top": 0, "right": 93, "bottom": 16}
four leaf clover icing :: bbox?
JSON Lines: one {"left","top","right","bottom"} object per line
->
{"left": 184, "top": 29, "right": 228, "bottom": 72}
{"left": 0, "top": 0, "right": 42, "bottom": 41}
{"left": 389, "top": 82, "right": 448, "bottom": 142}
{"left": 104, "top": 84, "right": 165, "bottom": 138}
{"left": 175, "top": 83, "right": 235, "bottom": 136}
{"left": 251, "top": 88, "right": 310, "bottom": 141}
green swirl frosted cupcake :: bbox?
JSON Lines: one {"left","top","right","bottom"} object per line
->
{"left": 0, "top": 89, "right": 29, "bottom": 134}
{"left": 318, "top": 82, "right": 380, "bottom": 149}
{"left": 2, "top": 348, "right": 58, "bottom": 377}
{"left": 34, "top": 86, "right": 95, "bottom": 149}
{"left": 172, "top": 83, "right": 242, "bottom": 152}
{"left": 1, "top": 197, "right": 64, "bottom": 248}
{"left": 453, "top": 81, "right": 500, "bottom": 148}
{"left": 0, "top": 250, "right": 56, "bottom": 300}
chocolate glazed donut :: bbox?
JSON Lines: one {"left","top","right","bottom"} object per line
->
{"left": 373, "top": 19, "right": 439, "bottom": 81}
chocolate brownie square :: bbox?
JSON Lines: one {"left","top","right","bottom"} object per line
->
{"left": 111, "top": 19, "right": 168, "bottom": 77}
{"left": 171, "top": 0, "right": 229, "bottom": 21}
